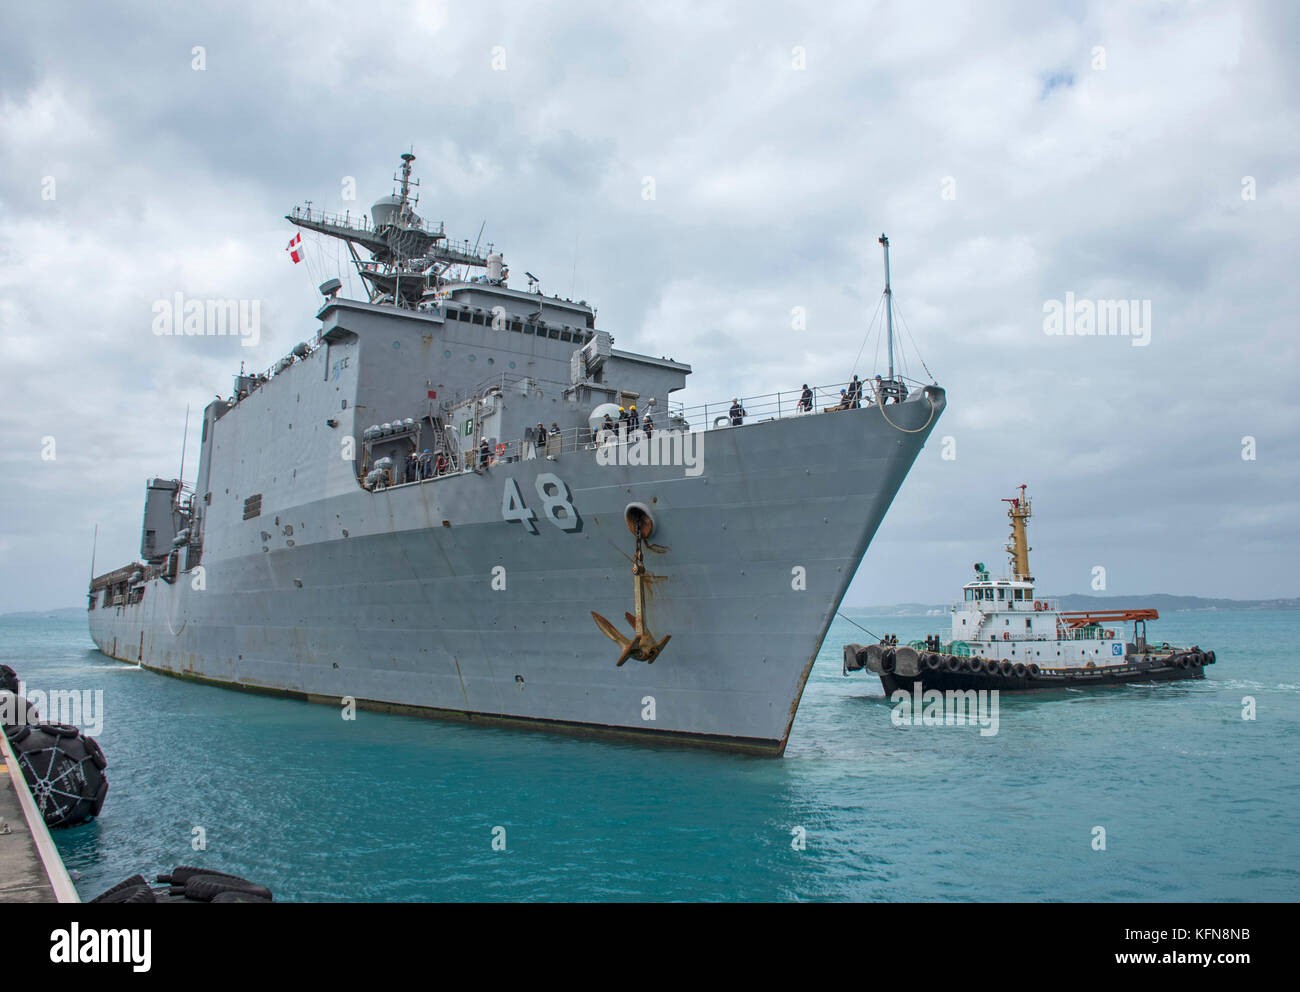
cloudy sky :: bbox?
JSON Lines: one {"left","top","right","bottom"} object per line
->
{"left": 1, "top": 0, "right": 1296, "bottom": 612}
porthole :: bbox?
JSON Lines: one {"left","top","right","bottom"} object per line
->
{"left": 443, "top": 349, "right": 452, "bottom": 359}
{"left": 468, "top": 354, "right": 476, "bottom": 362}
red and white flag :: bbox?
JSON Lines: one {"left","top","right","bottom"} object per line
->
{"left": 286, "top": 233, "right": 303, "bottom": 264}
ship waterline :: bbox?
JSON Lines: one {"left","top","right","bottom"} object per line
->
{"left": 89, "top": 398, "right": 943, "bottom": 754}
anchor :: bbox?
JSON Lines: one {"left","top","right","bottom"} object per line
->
{"left": 592, "top": 503, "right": 671, "bottom": 666}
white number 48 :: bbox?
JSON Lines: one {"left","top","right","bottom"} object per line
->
{"left": 502, "top": 474, "right": 579, "bottom": 532}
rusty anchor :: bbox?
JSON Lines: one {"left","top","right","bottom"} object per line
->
{"left": 591, "top": 503, "right": 671, "bottom": 666}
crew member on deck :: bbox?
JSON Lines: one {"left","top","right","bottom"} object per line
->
{"left": 798, "top": 384, "right": 813, "bottom": 412}
{"left": 479, "top": 437, "right": 490, "bottom": 470}
{"left": 729, "top": 398, "right": 745, "bottom": 426}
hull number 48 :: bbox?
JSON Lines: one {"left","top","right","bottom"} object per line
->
{"left": 502, "top": 475, "right": 580, "bottom": 533}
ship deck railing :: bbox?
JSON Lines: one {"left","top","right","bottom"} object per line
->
{"left": 288, "top": 204, "right": 447, "bottom": 240}
{"left": 965, "top": 629, "right": 1121, "bottom": 643}
{"left": 667, "top": 376, "right": 933, "bottom": 432}
{"left": 363, "top": 375, "right": 938, "bottom": 491}
{"left": 953, "top": 598, "right": 1062, "bottom": 612}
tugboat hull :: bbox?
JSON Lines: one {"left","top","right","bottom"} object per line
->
{"left": 878, "top": 654, "right": 1209, "bottom": 695}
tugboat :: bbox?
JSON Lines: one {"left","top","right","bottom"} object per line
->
{"left": 843, "top": 486, "right": 1216, "bottom": 691}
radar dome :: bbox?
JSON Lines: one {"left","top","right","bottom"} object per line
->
{"left": 371, "top": 195, "right": 403, "bottom": 228}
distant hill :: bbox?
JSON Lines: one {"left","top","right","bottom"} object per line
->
{"left": 0, "top": 607, "right": 85, "bottom": 620}
{"left": 847, "top": 594, "right": 1300, "bottom": 616}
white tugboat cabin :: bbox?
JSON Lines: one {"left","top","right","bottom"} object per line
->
{"left": 951, "top": 486, "right": 1150, "bottom": 669}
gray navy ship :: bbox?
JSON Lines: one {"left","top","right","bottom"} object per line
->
{"left": 88, "top": 153, "right": 945, "bottom": 755}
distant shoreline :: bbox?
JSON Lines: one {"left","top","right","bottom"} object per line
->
{"left": 845, "top": 593, "right": 1300, "bottom": 617}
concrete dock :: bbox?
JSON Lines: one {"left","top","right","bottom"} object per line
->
{"left": 0, "top": 731, "right": 81, "bottom": 902}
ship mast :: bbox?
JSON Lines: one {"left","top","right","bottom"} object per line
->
{"left": 1002, "top": 485, "right": 1033, "bottom": 581}
{"left": 396, "top": 151, "right": 419, "bottom": 219}
{"left": 284, "top": 151, "right": 490, "bottom": 309}
{"left": 879, "top": 233, "right": 894, "bottom": 382}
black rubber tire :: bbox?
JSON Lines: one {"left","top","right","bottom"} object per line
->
{"left": 158, "top": 864, "right": 250, "bottom": 885}
{"left": 925, "top": 652, "right": 942, "bottom": 671}
{"left": 1206, "top": 650, "right": 1216, "bottom": 666}
{"left": 10, "top": 723, "right": 109, "bottom": 828}
{"left": 1, "top": 692, "right": 39, "bottom": 733}
{"left": 90, "top": 874, "right": 152, "bottom": 903}
{"left": 1013, "top": 663, "right": 1027, "bottom": 678}
{"left": 184, "top": 874, "right": 274, "bottom": 903}
{"left": 1028, "top": 663, "right": 1041, "bottom": 677}
{"left": 211, "top": 890, "right": 274, "bottom": 903}
{"left": 0, "top": 664, "right": 17, "bottom": 694}
{"left": 83, "top": 735, "right": 108, "bottom": 771}
{"left": 6, "top": 724, "right": 31, "bottom": 744}
{"left": 945, "top": 655, "right": 962, "bottom": 672}
{"left": 879, "top": 648, "right": 896, "bottom": 674}
{"left": 998, "top": 660, "right": 1014, "bottom": 677}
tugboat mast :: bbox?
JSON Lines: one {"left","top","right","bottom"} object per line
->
{"left": 879, "top": 233, "right": 895, "bottom": 383}
{"left": 1002, "top": 484, "right": 1033, "bottom": 581}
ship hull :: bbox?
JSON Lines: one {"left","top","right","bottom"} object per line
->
{"left": 90, "top": 398, "right": 943, "bottom": 755}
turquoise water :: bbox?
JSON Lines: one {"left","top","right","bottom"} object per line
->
{"left": 3, "top": 611, "right": 1297, "bottom": 902}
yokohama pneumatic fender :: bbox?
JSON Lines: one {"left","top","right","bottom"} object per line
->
{"left": 8, "top": 722, "right": 108, "bottom": 828}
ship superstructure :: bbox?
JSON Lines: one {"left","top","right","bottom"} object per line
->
{"left": 89, "top": 154, "right": 946, "bottom": 755}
